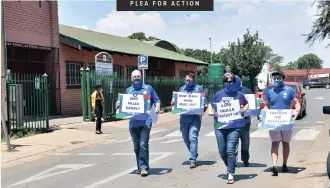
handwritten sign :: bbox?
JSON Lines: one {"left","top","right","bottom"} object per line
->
{"left": 116, "top": 93, "right": 151, "bottom": 120}
{"left": 213, "top": 99, "right": 245, "bottom": 129}
{"left": 244, "top": 94, "right": 260, "bottom": 116}
{"left": 259, "top": 109, "right": 294, "bottom": 131}
{"left": 172, "top": 92, "right": 205, "bottom": 115}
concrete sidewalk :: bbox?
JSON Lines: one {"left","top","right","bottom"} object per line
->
{"left": 1, "top": 112, "right": 180, "bottom": 168}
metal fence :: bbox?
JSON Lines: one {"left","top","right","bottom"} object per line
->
{"left": 81, "top": 69, "right": 224, "bottom": 122}
{"left": 6, "top": 72, "right": 50, "bottom": 132}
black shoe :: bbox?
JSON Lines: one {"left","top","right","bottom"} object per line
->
{"left": 282, "top": 165, "right": 289, "bottom": 172}
{"left": 190, "top": 162, "right": 196, "bottom": 169}
{"left": 243, "top": 161, "right": 250, "bottom": 167}
{"left": 271, "top": 166, "right": 279, "bottom": 176}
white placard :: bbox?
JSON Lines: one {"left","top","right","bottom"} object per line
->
{"left": 121, "top": 94, "right": 145, "bottom": 113}
{"left": 95, "top": 62, "right": 113, "bottom": 75}
{"left": 264, "top": 109, "right": 292, "bottom": 126}
{"left": 245, "top": 94, "right": 256, "bottom": 109}
{"left": 216, "top": 99, "right": 241, "bottom": 123}
{"left": 176, "top": 92, "right": 201, "bottom": 110}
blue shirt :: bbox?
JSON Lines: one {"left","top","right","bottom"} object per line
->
{"left": 178, "top": 84, "right": 207, "bottom": 125}
{"left": 124, "top": 84, "right": 160, "bottom": 128}
{"left": 265, "top": 85, "right": 296, "bottom": 109}
{"left": 211, "top": 90, "right": 248, "bottom": 129}
{"left": 239, "top": 86, "right": 253, "bottom": 124}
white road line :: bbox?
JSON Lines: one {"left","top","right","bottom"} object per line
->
{"left": 295, "top": 121, "right": 310, "bottom": 124}
{"left": 160, "top": 139, "right": 183, "bottom": 144}
{"left": 112, "top": 152, "right": 172, "bottom": 156}
{"left": 102, "top": 139, "right": 130, "bottom": 144}
{"left": 55, "top": 153, "right": 70, "bottom": 156}
{"left": 150, "top": 129, "right": 168, "bottom": 135}
{"left": 9, "top": 164, "right": 95, "bottom": 187}
{"left": 292, "top": 129, "right": 321, "bottom": 140}
{"left": 84, "top": 152, "right": 175, "bottom": 188}
{"left": 149, "top": 136, "right": 168, "bottom": 142}
{"left": 316, "top": 121, "right": 326, "bottom": 124}
{"left": 205, "top": 131, "right": 215, "bottom": 137}
{"left": 165, "top": 130, "right": 182, "bottom": 137}
{"left": 250, "top": 130, "right": 269, "bottom": 138}
{"left": 77, "top": 153, "right": 104, "bottom": 156}
{"left": 294, "top": 126, "right": 323, "bottom": 129}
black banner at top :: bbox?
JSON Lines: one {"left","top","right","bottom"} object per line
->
{"left": 116, "top": 0, "right": 214, "bottom": 11}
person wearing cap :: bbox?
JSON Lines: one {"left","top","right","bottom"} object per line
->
{"left": 91, "top": 85, "right": 104, "bottom": 134}
{"left": 234, "top": 75, "right": 254, "bottom": 168}
{"left": 116, "top": 70, "right": 160, "bottom": 177}
{"left": 262, "top": 71, "right": 301, "bottom": 176}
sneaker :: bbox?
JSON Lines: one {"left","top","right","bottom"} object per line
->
{"left": 190, "top": 162, "right": 196, "bottom": 169}
{"left": 243, "top": 161, "right": 250, "bottom": 167}
{"left": 141, "top": 170, "right": 148, "bottom": 177}
{"left": 282, "top": 165, "right": 289, "bottom": 172}
{"left": 227, "top": 173, "right": 235, "bottom": 184}
{"left": 271, "top": 166, "right": 279, "bottom": 176}
{"left": 235, "top": 165, "right": 239, "bottom": 170}
{"left": 95, "top": 131, "right": 101, "bottom": 134}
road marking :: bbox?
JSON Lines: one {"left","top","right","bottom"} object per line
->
{"left": 205, "top": 131, "right": 215, "bottom": 137}
{"left": 149, "top": 136, "right": 168, "bottom": 142}
{"left": 77, "top": 153, "right": 104, "bottom": 156}
{"left": 112, "top": 152, "right": 172, "bottom": 156}
{"left": 150, "top": 129, "right": 168, "bottom": 135}
{"left": 294, "top": 126, "right": 323, "bottom": 129}
{"left": 102, "top": 139, "right": 130, "bottom": 144}
{"left": 295, "top": 121, "right": 310, "bottom": 124}
{"left": 314, "top": 96, "right": 327, "bottom": 100}
{"left": 84, "top": 152, "right": 175, "bottom": 188}
{"left": 9, "top": 164, "right": 95, "bottom": 187}
{"left": 165, "top": 130, "right": 182, "bottom": 137}
{"left": 293, "top": 129, "right": 321, "bottom": 140}
{"left": 55, "top": 153, "right": 70, "bottom": 156}
{"left": 250, "top": 130, "right": 269, "bottom": 138}
{"left": 160, "top": 138, "right": 183, "bottom": 144}
{"left": 316, "top": 121, "right": 326, "bottom": 124}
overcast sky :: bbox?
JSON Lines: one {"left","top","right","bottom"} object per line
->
{"left": 58, "top": 0, "right": 330, "bottom": 68}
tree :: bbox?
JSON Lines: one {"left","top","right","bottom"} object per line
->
{"left": 296, "top": 53, "right": 323, "bottom": 69}
{"left": 284, "top": 61, "right": 298, "bottom": 70}
{"left": 217, "top": 30, "right": 268, "bottom": 81}
{"left": 305, "top": 1, "right": 330, "bottom": 47}
{"left": 127, "top": 32, "right": 147, "bottom": 41}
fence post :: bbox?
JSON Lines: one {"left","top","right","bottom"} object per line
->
{"left": 86, "top": 67, "right": 92, "bottom": 121}
{"left": 81, "top": 67, "right": 86, "bottom": 121}
{"left": 5, "top": 70, "right": 11, "bottom": 133}
{"left": 43, "top": 73, "right": 49, "bottom": 129}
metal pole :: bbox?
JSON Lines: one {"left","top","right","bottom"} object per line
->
{"left": 1, "top": 105, "right": 11, "bottom": 151}
{"left": 143, "top": 69, "right": 145, "bottom": 84}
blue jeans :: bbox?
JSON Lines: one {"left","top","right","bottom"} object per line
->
{"left": 215, "top": 128, "right": 241, "bottom": 174}
{"left": 180, "top": 122, "right": 201, "bottom": 162}
{"left": 129, "top": 125, "right": 151, "bottom": 170}
{"left": 236, "top": 122, "right": 251, "bottom": 164}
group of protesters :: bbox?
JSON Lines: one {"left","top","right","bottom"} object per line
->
{"left": 91, "top": 69, "right": 301, "bottom": 184}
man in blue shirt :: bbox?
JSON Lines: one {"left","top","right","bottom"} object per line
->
{"left": 234, "top": 75, "right": 254, "bottom": 168}
{"left": 117, "top": 70, "right": 160, "bottom": 177}
{"left": 263, "top": 71, "right": 301, "bottom": 176}
{"left": 171, "top": 73, "right": 207, "bottom": 169}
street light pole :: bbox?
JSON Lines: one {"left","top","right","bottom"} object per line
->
{"left": 208, "top": 36, "right": 213, "bottom": 64}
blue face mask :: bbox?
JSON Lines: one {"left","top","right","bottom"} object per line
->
{"left": 185, "top": 81, "right": 195, "bottom": 89}
{"left": 133, "top": 78, "right": 142, "bottom": 89}
{"left": 224, "top": 83, "right": 238, "bottom": 94}
{"left": 274, "top": 80, "right": 284, "bottom": 88}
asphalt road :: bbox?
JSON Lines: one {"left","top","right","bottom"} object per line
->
{"left": 2, "top": 89, "right": 330, "bottom": 188}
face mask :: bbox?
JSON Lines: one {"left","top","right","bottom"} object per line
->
{"left": 224, "top": 83, "right": 238, "bottom": 94}
{"left": 185, "top": 81, "right": 195, "bottom": 89}
{"left": 274, "top": 80, "right": 284, "bottom": 88}
{"left": 133, "top": 78, "right": 142, "bottom": 89}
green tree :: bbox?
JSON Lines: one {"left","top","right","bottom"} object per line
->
{"left": 296, "top": 53, "right": 323, "bottom": 69}
{"left": 284, "top": 61, "right": 298, "bottom": 70}
{"left": 305, "top": 1, "right": 330, "bottom": 47}
{"left": 127, "top": 32, "right": 147, "bottom": 40}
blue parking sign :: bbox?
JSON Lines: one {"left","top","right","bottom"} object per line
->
{"left": 138, "top": 56, "right": 148, "bottom": 70}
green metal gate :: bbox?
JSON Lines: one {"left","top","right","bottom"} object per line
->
{"left": 6, "top": 72, "right": 50, "bottom": 132}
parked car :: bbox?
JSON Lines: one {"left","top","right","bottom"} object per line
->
{"left": 323, "top": 106, "right": 330, "bottom": 179}
{"left": 258, "top": 82, "right": 307, "bottom": 119}
{"left": 303, "top": 79, "right": 330, "bottom": 90}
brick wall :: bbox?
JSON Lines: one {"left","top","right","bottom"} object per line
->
{"left": 175, "top": 62, "right": 197, "bottom": 77}
{"left": 4, "top": 1, "right": 59, "bottom": 48}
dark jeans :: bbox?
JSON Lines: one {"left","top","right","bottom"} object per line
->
{"left": 129, "top": 125, "right": 151, "bottom": 170}
{"left": 180, "top": 122, "right": 201, "bottom": 162}
{"left": 215, "top": 128, "right": 241, "bottom": 174}
{"left": 95, "top": 105, "right": 103, "bottom": 131}
{"left": 236, "top": 122, "right": 251, "bottom": 164}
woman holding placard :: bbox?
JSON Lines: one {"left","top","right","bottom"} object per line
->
{"left": 207, "top": 73, "right": 249, "bottom": 184}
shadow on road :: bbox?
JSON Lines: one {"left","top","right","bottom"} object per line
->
{"left": 237, "top": 162, "right": 267, "bottom": 168}
{"left": 129, "top": 168, "right": 173, "bottom": 175}
{"left": 263, "top": 166, "right": 306, "bottom": 174}
{"left": 296, "top": 172, "right": 327, "bottom": 179}
{"left": 218, "top": 174, "right": 258, "bottom": 181}
{"left": 182, "top": 161, "right": 217, "bottom": 166}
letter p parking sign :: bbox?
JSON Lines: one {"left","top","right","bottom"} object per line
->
{"left": 138, "top": 56, "right": 148, "bottom": 70}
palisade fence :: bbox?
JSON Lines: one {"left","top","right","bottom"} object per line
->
{"left": 6, "top": 72, "right": 50, "bottom": 133}
{"left": 81, "top": 68, "right": 223, "bottom": 122}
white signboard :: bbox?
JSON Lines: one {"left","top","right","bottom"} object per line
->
{"left": 216, "top": 99, "right": 241, "bottom": 123}
{"left": 264, "top": 109, "right": 292, "bottom": 126}
{"left": 245, "top": 94, "right": 256, "bottom": 109}
{"left": 176, "top": 92, "right": 201, "bottom": 110}
{"left": 95, "top": 62, "right": 113, "bottom": 75}
{"left": 121, "top": 94, "right": 145, "bottom": 114}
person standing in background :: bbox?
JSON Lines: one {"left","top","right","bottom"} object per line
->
{"left": 91, "top": 85, "right": 104, "bottom": 134}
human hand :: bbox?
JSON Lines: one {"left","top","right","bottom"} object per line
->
{"left": 170, "top": 100, "right": 174, "bottom": 107}
{"left": 200, "top": 112, "right": 205, "bottom": 116}
{"left": 115, "top": 101, "right": 119, "bottom": 109}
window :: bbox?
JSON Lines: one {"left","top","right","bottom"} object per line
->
{"left": 126, "top": 66, "right": 138, "bottom": 77}
{"left": 179, "top": 70, "right": 193, "bottom": 78}
{"left": 66, "top": 61, "right": 83, "bottom": 88}
{"left": 113, "top": 65, "right": 122, "bottom": 77}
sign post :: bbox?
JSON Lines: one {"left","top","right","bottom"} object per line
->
{"left": 138, "top": 56, "right": 148, "bottom": 84}
{"left": 95, "top": 52, "right": 113, "bottom": 75}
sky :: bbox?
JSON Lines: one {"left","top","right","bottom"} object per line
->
{"left": 58, "top": 0, "right": 330, "bottom": 68}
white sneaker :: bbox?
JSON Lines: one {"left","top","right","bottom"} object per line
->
{"left": 227, "top": 173, "right": 235, "bottom": 184}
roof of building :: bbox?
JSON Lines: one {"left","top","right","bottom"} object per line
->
{"left": 143, "top": 40, "right": 178, "bottom": 52}
{"left": 59, "top": 25, "right": 207, "bottom": 65}
{"left": 283, "top": 68, "right": 330, "bottom": 75}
